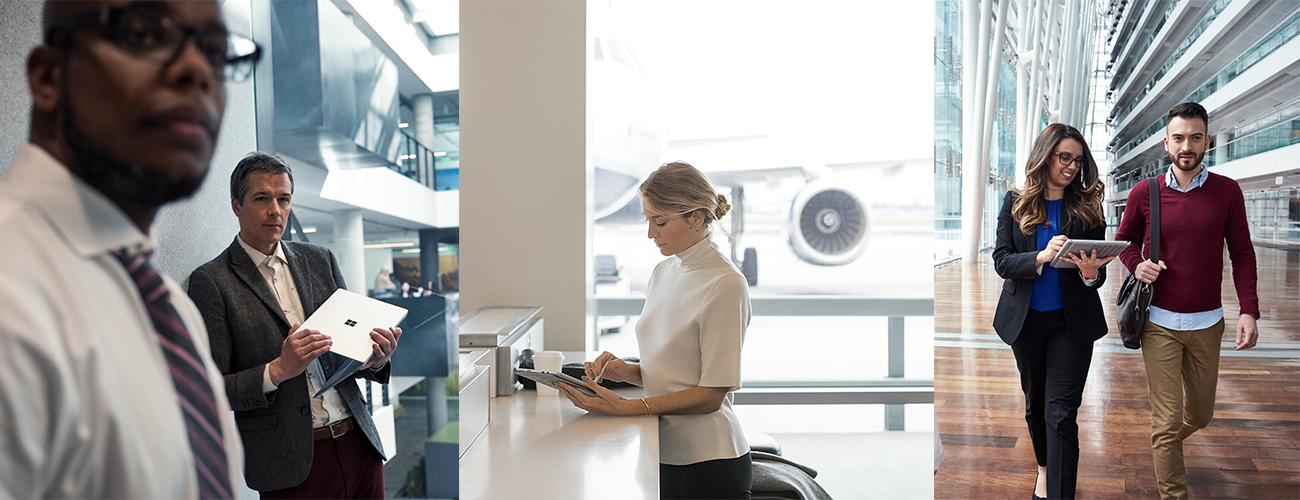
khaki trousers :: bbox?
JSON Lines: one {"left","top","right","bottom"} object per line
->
{"left": 1141, "top": 318, "right": 1225, "bottom": 500}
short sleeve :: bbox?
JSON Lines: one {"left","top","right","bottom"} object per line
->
{"left": 696, "top": 275, "right": 751, "bottom": 391}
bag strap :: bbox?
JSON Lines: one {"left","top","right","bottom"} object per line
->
{"left": 1148, "top": 177, "right": 1160, "bottom": 263}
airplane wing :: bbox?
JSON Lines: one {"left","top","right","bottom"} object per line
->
{"left": 698, "top": 159, "right": 923, "bottom": 187}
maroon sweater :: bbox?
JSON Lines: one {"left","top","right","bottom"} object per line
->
{"left": 1114, "top": 173, "right": 1259, "bottom": 317}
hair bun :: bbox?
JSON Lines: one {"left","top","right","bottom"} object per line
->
{"left": 714, "top": 194, "right": 730, "bottom": 219}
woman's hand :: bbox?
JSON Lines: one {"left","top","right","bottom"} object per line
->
{"left": 1059, "top": 249, "right": 1115, "bottom": 280}
{"left": 555, "top": 376, "right": 639, "bottom": 416}
{"left": 584, "top": 351, "right": 634, "bottom": 384}
{"left": 1036, "top": 235, "right": 1068, "bottom": 266}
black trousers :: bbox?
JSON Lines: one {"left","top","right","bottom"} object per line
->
{"left": 660, "top": 452, "right": 752, "bottom": 500}
{"left": 1009, "top": 309, "right": 1094, "bottom": 500}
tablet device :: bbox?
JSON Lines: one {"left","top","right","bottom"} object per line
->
{"left": 299, "top": 288, "right": 408, "bottom": 397}
{"left": 515, "top": 368, "right": 598, "bottom": 397}
{"left": 1050, "top": 239, "right": 1131, "bottom": 269}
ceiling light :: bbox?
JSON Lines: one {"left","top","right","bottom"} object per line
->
{"left": 399, "top": 122, "right": 410, "bottom": 128}
{"left": 400, "top": 248, "right": 421, "bottom": 254}
{"left": 363, "top": 242, "right": 416, "bottom": 249}
{"left": 433, "top": 151, "right": 447, "bottom": 157}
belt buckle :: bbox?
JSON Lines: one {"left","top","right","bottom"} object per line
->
{"left": 329, "top": 420, "right": 346, "bottom": 439}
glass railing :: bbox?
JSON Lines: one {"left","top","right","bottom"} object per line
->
{"left": 1205, "top": 114, "right": 1300, "bottom": 168}
{"left": 1110, "top": 0, "right": 1153, "bottom": 61}
{"left": 1112, "top": 0, "right": 1231, "bottom": 126}
{"left": 390, "top": 129, "right": 459, "bottom": 191}
{"left": 1111, "top": 0, "right": 1182, "bottom": 93}
{"left": 1187, "top": 9, "right": 1300, "bottom": 103}
{"left": 1244, "top": 188, "right": 1300, "bottom": 243}
{"left": 1109, "top": 10, "right": 1300, "bottom": 160}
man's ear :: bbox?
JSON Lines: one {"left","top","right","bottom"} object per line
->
{"left": 231, "top": 197, "right": 241, "bottom": 217}
{"left": 27, "top": 45, "right": 62, "bottom": 115}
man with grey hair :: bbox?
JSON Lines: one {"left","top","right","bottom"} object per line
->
{"left": 188, "top": 151, "right": 401, "bottom": 498}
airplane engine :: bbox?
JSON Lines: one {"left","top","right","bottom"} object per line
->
{"left": 787, "top": 183, "right": 869, "bottom": 266}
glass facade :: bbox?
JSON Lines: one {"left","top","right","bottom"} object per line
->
{"left": 1111, "top": 0, "right": 1231, "bottom": 127}
{"left": 1110, "top": 8, "right": 1300, "bottom": 164}
{"left": 933, "top": 0, "right": 1019, "bottom": 261}
{"left": 934, "top": 0, "right": 963, "bottom": 259}
{"left": 1110, "top": 0, "right": 1181, "bottom": 99}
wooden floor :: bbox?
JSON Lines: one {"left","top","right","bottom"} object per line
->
{"left": 935, "top": 245, "right": 1300, "bottom": 499}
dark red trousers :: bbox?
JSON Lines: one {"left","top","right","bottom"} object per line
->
{"left": 259, "top": 429, "right": 385, "bottom": 499}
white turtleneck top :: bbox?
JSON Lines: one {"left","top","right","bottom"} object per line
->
{"left": 637, "top": 236, "right": 751, "bottom": 465}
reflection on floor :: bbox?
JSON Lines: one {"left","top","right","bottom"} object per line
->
{"left": 935, "top": 246, "right": 1300, "bottom": 499}
{"left": 383, "top": 390, "right": 446, "bottom": 499}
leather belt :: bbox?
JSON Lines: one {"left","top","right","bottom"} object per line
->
{"left": 313, "top": 417, "right": 355, "bottom": 441}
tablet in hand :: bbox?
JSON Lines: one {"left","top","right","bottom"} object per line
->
{"left": 1050, "top": 239, "right": 1129, "bottom": 269}
{"left": 515, "top": 368, "right": 598, "bottom": 397}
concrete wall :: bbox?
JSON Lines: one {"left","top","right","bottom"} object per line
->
{"left": 460, "top": 0, "right": 595, "bottom": 351}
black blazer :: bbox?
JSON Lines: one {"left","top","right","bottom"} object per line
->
{"left": 187, "top": 238, "right": 391, "bottom": 491}
{"left": 992, "top": 190, "right": 1109, "bottom": 346}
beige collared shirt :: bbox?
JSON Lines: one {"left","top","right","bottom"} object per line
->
{"left": 0, "top": 144, "right": 245, "bottom": 498}
{"left": 236, "top": 236, "right": 351, "bottom": 428}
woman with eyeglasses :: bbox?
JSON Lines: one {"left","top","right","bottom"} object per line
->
{"left": 991, "top": 124, "right": 1113, "bottom": 500}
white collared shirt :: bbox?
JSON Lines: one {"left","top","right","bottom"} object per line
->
{"left": 236, "top": 236, "right": 352, "bottom": 428}
{"left": 0, "top": 144, "right": 244, "bottom": 498}
{"left": 1150, "top": 164, "right": 1224, "bottom": 331}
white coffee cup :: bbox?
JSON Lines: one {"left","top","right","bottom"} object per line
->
{"left": 533, "top": 351, "right": 564, "bottom": 397}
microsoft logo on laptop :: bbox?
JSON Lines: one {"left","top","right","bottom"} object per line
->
{"left": 344, "top": 319, "right": 357, "bottom": 327}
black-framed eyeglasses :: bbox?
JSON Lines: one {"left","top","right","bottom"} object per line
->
{"left": 1054, "top": 151, "right": 1086, "bottom": 167}
{"left": 45, "top": 5, "right": 262, "bottom": 82}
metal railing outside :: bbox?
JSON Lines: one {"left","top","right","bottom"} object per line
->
{"left": 596, "top": 296, "right": 934, "bottom": 430}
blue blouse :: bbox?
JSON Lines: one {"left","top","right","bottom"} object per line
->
{"left": 1029, "top": 198, "right": 1064, "bottom": 312}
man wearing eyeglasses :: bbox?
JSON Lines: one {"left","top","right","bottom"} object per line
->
{"left": 1115, "top": 102, "right": 1260, "bottom": 500}
{"left": 0, "top": 1, "right": 260, "bottom": 498}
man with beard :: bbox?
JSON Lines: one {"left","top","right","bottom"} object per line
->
{"left": 1114, "top": 102, "right": 1259, "bottom": 500}
{"left": 0, "top": 1, "right": 259, "bottom": 497}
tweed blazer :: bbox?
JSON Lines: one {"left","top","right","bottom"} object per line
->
{"left": 188, "top": 238, "right": 391, "bottom": 491}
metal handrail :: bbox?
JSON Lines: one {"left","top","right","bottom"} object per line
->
{"left": 596, "top": 295, "right": 936, "bottom": 429}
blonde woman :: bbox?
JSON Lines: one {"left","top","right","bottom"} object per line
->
{"left": 556, "top": 162, "right": 753, "bottom": 499}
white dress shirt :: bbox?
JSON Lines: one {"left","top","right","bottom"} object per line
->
{"left": 236, "top": 236, "right": 352, "bottom": 428}
{"left": 637, "top": 236, "right": 751, "bottom": 465}
{"left": 0, "top": 144, "right": 244, "bottom": 498}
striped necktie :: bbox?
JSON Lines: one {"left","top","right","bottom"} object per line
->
{"left": 111, "top": 249, "right": 232, "bottom": 499}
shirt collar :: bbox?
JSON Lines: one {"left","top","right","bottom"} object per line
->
{"left": 0, "top": 143, "right": 154, "bottom": 258}
{"left": 236, "top": 233, "right": 286, "bottom": 269}
{"left": 1164, "top": 164, "right": 1209, "bottom": 192}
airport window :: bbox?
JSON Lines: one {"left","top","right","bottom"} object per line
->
{"left": 607, "top": 39, "right": 634, "bottom": 69}
{"left": 591, "top": 1, "right": 934, "bottom": 437}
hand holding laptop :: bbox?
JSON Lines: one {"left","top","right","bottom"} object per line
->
{"left": 360, "top": 326, "right": 403, "bottom": 370}
{"left": 268, "top": 322, "right": 333, "bottom": 386}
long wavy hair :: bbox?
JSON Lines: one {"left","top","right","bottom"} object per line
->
{"left": 1012, "top": 124, "right": 1105, "bottom": 235}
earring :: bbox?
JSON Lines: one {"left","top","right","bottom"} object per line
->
{"left": 694, "top": 226, "right": 700, "bottom": 232}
